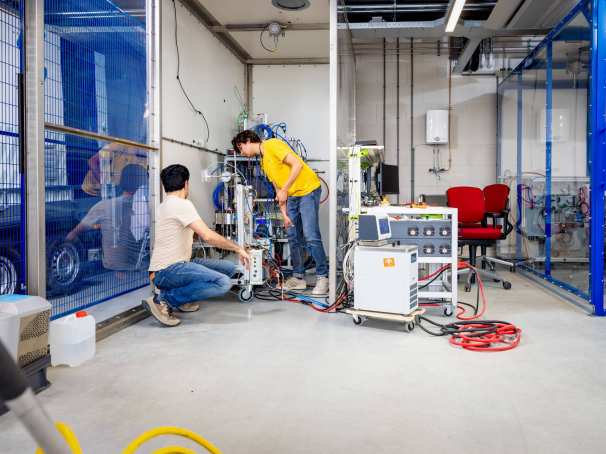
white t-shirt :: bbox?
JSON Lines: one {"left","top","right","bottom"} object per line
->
{"left": 81, "top": 194, "right": 149, "bottom": 271}
{"left": 149, "top": 196, "right": 201, "bottom": 271}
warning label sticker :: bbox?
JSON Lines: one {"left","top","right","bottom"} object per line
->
{"left": 383, "top": 258, "right": 395, "bottom": 267}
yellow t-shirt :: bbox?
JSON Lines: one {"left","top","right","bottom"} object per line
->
{"left": 260, "top": 138, "right": 320, "bottom": 197}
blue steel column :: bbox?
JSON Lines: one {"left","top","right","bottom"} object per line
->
{"left": 516, "top": 73, "right": 523, "bottom": 260}
{"left": 545, "top": 43, "right": 553, "bottom": 276}
{"left": 590, "top": 0, "right": 606, "bottom": 315}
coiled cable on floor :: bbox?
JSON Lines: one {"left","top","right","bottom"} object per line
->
{"left": 417, "top": 261, "right": 522, "bottom": 352}
{"left": 417, "top": 317, "right": 522, "bottom": 352}
{"left": 33, "top": 424, "right": 222, "bottom": 454}
{"left": 123, "top": 426, "right": 222, "bottom": 454}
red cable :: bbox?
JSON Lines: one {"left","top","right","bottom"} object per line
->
{"left": 449, "top": 323, "right": 522, "bottom": 352}
{"left": 419, "top": 260, "right": 522, "bottom": 351}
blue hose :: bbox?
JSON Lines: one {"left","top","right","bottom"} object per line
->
{"left": 212, "top": 182, "right": 224, "bottom": 210}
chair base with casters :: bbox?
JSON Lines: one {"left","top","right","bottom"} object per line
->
{"left": 459, "top": 239, "right": 512, "bottom": 292}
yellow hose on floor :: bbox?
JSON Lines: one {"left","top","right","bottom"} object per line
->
{"left": 35, "top": 423, "right": 222, "bottom": 454}
{"left": 122, "top": 426, "right": 222, "bottom": 454}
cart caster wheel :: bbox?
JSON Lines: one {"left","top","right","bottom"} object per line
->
{"left": 502, "top": 281, "right": 512, "bottom": 290}
{"left": 443, "top": 306, "right": 454, "bottom": 317}
{"left": 352, "top": 314, "right": 362, "bottom": 325}
{"left": 464, "top": 284, "right": 471, "bottom": 292}
{"left": 404, "top": 321, "right": 415, "bottom": 333}
{"left": 238, "top": 288, "right": 253, "bottom": 303}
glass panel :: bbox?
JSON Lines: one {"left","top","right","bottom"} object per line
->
{"left": 497, "top": 73, "right": 521, "bottom": 259}
{"left": 498, "top": 8, "right": 594, "bottom": 301}
{"left": 45, "top": 134, "right": 150, "bottom": 318}
{"left": 518, "top": 48, "right": 548, "bottom": 275}
{"left": 0, "top": 1, "right": 25, "bottom": 295}
{"left": 44, "top": 0, "right": 148, "bottom": 144}
{"left": 43, "top": 0, "right": 149, "bottom": 317}
{"left": 549, "top": 11, "right": 591, "bottom": 295}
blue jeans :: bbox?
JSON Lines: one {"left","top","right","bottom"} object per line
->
{"left": 153, "top": 258, "right": 238, "bottom": 308}
{"left": 286, "top": 187, "right": 328, "bottom": 278}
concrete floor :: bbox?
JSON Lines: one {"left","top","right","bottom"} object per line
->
{"left": 2, "top": 274, "right": 606, "bottom": 453}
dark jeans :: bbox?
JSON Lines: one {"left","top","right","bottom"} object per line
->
{"left": 153, "top": 258, "right": 238, "bottom": 308}
{"left": 286, "top": 187, "right": 328, "bottom": 278}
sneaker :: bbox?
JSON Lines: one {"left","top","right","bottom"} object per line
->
{"left": 282, "top": 277, "right": 307, "bottom": 291}
{"left": 312, "top": 276, "right": 329, "bottom": 296}
{"left": 178, "top": 302, "right": 200, "bottom": 313}
{"left": 142, "top": 296, "right": 180, "bottom": 327}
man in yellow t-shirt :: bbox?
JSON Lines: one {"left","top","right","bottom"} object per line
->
{"left": 232, "top": 130, "right": 328, "bottom": 295}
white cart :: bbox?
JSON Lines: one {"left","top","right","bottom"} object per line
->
{"left": 365, "top": 206, "right": 458, "bottom": 316}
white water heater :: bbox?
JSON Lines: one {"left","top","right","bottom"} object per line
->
{"left": 426, "top": 110, "right": 449, "bottom": 144}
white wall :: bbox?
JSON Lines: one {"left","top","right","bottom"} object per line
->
{"left": 356, "top": 49, "right": 497, "bottom": 202}
{"left": 161, "top": 0, "right": 245, "bottom": 218}
{"left": 252, "top": 65, "right": 329, "bottom": 160}
{"left": 251, "top": 64, "right": 331, "bottom": 248}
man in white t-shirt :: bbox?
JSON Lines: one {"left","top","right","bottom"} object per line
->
{"left": 144, "top": 164, "right": 250, "bottom": 327}
{"left": 67, "top": 163, "right": 149, "bottom": 271}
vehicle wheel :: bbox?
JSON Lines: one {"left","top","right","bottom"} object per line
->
{"left": 352, "top": 314, "right": 362, "bottom": 325}
{"left": 0, "top": 250, "right": 20, "bottom": 295}
{"left": 47, "top": 240, "right": 81, "bottom": 296}
{"left": 238, "top": 287, "right": 253, "bottom": 303}
{"left": 503, "top": 281, "right": 512, "bottom": 290}
{"left": 404, "top": 321, "right": 415, "bottom": 332}
{"left": 443, "top": 306, "right": 454, "bottom": 317}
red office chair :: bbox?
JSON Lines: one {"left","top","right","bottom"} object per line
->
{"left": 483, "top": 184, "right": 513, "bottom": 234}
{"left": 447, "top": 186, "right": 512, "bottom": 291}
{"left": 482, "top": 183, "right": 516, "bottom": 272}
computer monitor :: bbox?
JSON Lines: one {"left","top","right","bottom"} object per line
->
{"left": 379, "top": 163, "right": 399, "bottom": 195}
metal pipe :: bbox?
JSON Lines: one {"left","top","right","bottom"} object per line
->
{"left": 338, "top": 3, "right": 496, "bottom": 12}
{"left": 396, "top": 37, "right": 400, "bottom": 204}
{"left": 44, "top": 123, "right": 158, "bottom": 151}
{"left": 0, "top": 341, "right": 71, "bottom": 454}
{"left": 342, "top": 7, "right": 492, "bottom": 14}
{"left": 162, "top": 136, "right": 224, "bottom": 156}
{"left": 383, "top": 38, "right": 386, "bottom": 146}
{"left": 25, "top": 0, "right": 46, "bottom": 297}
{"left": 410, "top": 38, "right": 415, "bottom": 202}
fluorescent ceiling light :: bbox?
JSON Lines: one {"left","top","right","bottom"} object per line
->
{"left": 445, "top": 0, "right": 466, "bottom": 33}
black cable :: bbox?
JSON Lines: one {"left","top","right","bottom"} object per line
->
{"left": 418, "top": 267, "right": 448, "bottom": 290}
{"left": 259, "top": 25, "right": 278, "bottom": 53}
{"left": 172, "top": 0, "right": 210, "bottom": 144}
{"left": 417, "top": 316, "right": 511, "bottom": 337}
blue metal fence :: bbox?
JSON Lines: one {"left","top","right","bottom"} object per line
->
{"left": 497, "top": 0, "right": 606, "bottom": 314}
{"left": 43, "top": 0, "right": 150, "bottom": 318}
{"left": 0, "top": 0, "right": 25, "bottom": 296}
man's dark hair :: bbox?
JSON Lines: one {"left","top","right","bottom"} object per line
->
{"left": 232, "top": 130, "right": 261, "bottom": 152}
{"left": 160, "top": 164, "right": 190, "bottom": 192}
{"left": 120, "top": 164, "right": 148, "bottom": 194}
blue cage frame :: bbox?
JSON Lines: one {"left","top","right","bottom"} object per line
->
{"left": 497, "top": 0, "right": 606, "bottom": 315}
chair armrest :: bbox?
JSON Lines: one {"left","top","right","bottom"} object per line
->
{"left": 483, "top": 210, "right": 514, "bottom": 237}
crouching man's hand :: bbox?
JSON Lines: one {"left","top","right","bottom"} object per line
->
{"left": 237, "top": 247, "right": 251, "bottom": 269}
